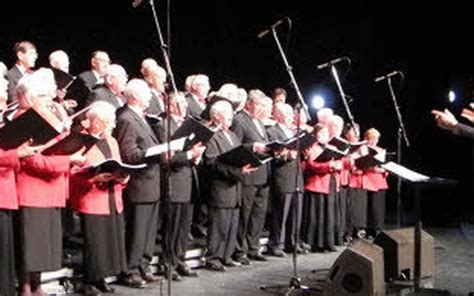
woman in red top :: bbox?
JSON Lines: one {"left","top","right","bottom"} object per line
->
{"left": 303, "top": 124, "right": 340, "bottom": 252}
{"left": 14, "top": 69, "right": 85, "bottom": 296}
{"left": 363, "top": 128, "right": 388, "bottom": 237}
{"left": 342, "top": 123, "right": 369, "bottom": 240}
{"left": 70, "top": 101, "right": 128, "bottom": 294}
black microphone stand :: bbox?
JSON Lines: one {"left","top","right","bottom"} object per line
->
{"left": 147, "top": 0, "right": 179, "bottom": 294}
{"left": 269, "top": 22, "right": 311, "bottom": 121}
{"left": 384, "top": 74, "right": 409, "bottom": 228}
{"left": 259, "top": 21, "right": 313, "bottom": 295}
{"left": 327, "top": 62, "right": 359, "bottom": 138}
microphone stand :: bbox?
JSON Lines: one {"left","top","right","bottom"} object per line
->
{"left": 385, "top": 76, "right": 409, "bottom": 228}
{"left": 270, "top": 25, "right": 311, "bottom": 121}
{"left": 328, "top": 63, "right": 359, "bottom": 138}
{"left": 147, "top": 0, "right": 179, "bottom": 294}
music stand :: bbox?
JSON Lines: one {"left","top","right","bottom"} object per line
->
{"left": 381, "top": 162, "right": 456, "bottom": 292}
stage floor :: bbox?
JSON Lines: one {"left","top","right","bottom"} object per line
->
{"left": 104, "top": 226, "right": 474, "bottom": 296}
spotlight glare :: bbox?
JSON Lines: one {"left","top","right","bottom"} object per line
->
{"left": 448, "top": 90, "right": 456, "bottom": 103}
{"left": 312, "top": 95, "right": 325, "bottom": 110}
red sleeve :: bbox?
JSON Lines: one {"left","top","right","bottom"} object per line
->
{"left": 21, "top": 154, "right": 71, "bottom": 176}
{"left": 0, "top": 149, "right": 20, "bottom": 169}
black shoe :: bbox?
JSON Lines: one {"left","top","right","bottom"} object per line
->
{"left": 222, "top": 259, "right": 242, "bottom": 267}
{"left": 120, "top": 274, "right": 147, "bottom": 288}
{"left": 95, "top": 279, "right": 115, "bottom": 293}
{"left": 176, "top": 264, "right": 198, "bottom": 277}
{"left": 82, "top": 284, "right": 101, "bottom": 295}
{"left": 205, "top": 261, "right": 226, "bottom": 272}
{"left": 141, "top": 272, "right": 163, "bottom": 283}
{"left": 300, "top": 242, "right": 311, "bottom": 251}
{"left": 311, "top": 246, "right": 326, "bottom": 253}
{"left": 269, "top": 248, "right": 286, "bottom": 257}
{"left": 248, "top": 252, "right": 267, "bottom": 261}
{"left": 233, "top": 255, "right": 251, "bottom": 265}
{"left": 326, "top": 246, "right": 337, "bottom": 252}
{"left": 164, "top": 271, "right": 182, "bottom": 281}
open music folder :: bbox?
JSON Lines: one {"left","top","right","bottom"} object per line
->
{"left": 0, "top": 105, "right": 65, "bottom": 149}
{"left": 329, "top": 136, "right": 366, "bottom": 153}
{"left": 170, "top": 117, "right": 215, "bottom": 149}
{"left": 381, "top": 161, "right": 429, "bottom": 182}
{"left": 217, "top": 145, "right": 272, "bottom": 167}
{"left": 314, "top": 145, "right": 348, "bottom": 162}
{"left": 41, "top": 131, "right": 99, "bottom": 156}
{"left": 79, "top": 159, "right": 147, "bottom": 177}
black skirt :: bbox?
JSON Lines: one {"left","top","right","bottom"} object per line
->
{"left": 367, "top": 190, "right": 386, "bottom": 231}
{"left": 20, "top": 207, "right": 62, "bottom": 273}
{"left": 347, "top": 188, "right": 368, "bottom": 229}
{"left": 0, "top": 209, "right": 16, "bottom": 296}
{"left": 81, "top": 186, "right": 127, "bottom": 282}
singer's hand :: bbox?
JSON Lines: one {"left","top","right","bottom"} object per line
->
{"left": 431, "top": 109, "right": 458, "bottom": 130}
{"left": 92, "top": 172, "right": 115, "bottom": 183}
{"left": 242, "top": 164, "right": 258, "bottom": 175}
{"left": 62, "top": 99, "right": 78, "bottom": 109}
{"left": 17, "top": 141, "right": 37, "bottom": 159}
{"left": 252, "top": 142, "right": 268, "bottom": 154}
{"left": 69, "top": 147, "right": 87, "bottom": 166}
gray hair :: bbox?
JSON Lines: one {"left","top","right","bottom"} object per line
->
{"left": 86, "top": 101, "right": 116, "bottom": 122}
{"left": 210, "top": 100, "right": 233, "bottom": 120}
{"left": 124, "top": 78, "right": 151, "bottom": 105}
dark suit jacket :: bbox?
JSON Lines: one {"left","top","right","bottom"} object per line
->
{"left": 114, "top": 106, "right": 161, "bottom": 203}
{"left": 453, "top": 123, "right": 474, "bottom": 140}
{"left": 185, "top": 93, "right": 205, "bottom": 119}
{"left": 6, "top": 66, "right": 23, "bottom": 103}
{"left": 87, "top": 85, "right": 122, "bottom": 109}
{"left": 266, "top": 124, "right": 304, "bottom": 193}
{"left": 78, "top": 70, "right": 99, "bottom": 91}
{"left": 231, "top": 110, "right": 270, "bottom": 186}
{"left": 147, "top": 91, "right": 166, "bottom": 116}
{"left": 156, "top": 118, "right": 195, "bottom": 203}
{"left": 204, "top": 130, "right": 243, "bottom": 208}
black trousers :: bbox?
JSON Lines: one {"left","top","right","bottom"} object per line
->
{"left": 235, "top": 184, "right": 269, "bottom": 257}
{"left": 335, "top": 188, "right": 348, "bottom": 245}
{"left": 162, "top": 202, "right": 193, "bottom": 267}
{"left": 305, "top": 192, "right": 335, "bottom": 249}
{"left": 206, "top": 207, "right": 239, "bottom": 263}
{"left": 367, "top": 190, "right": 386, "bottom": 234}
{"left": 347, "top": 188, "right": 368, "bottom": 230}
{"left": 0, "top": 210, "right": 16, "bottom": 296}
{"left": 268, "top": 192, "right": 303, "bottom": 250}
{"left": 125, "top": 202, "right": 159, "bottom": 275}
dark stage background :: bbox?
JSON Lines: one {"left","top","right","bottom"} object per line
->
{"left": 2, "top": 0, "right": 474, "bottom": 225}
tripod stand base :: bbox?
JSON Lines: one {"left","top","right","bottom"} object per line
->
{"left": 260, "top": 277, "right": 314, "bottom": 296}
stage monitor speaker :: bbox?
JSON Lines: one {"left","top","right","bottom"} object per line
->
{"left": 322, "top": 239, "right": 385, "bottom": 296}
{"left": 373, "top": 227, "right": 434, "bottom": 281}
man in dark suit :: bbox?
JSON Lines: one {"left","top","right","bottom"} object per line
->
{"left": 114, "top": 79, "right": 162, "bottom": 287}
{"left": 155, "top": 92, "right": 204, "bottom": 280}
{"left": 6, "top": 41, "right": 38, "bottom": 104}
{"left": 140, "top": 58, "right": 167, "bottom": 116}
{"left": 204, "top": 100, "right": 256, "bottom": 271}
{"left": 87, "top": 64, "right": 127, "bottom": 110}
{"left": 185, "top": 74, "right": 210, "bottom": 119}
{"left": 231, "top": 89, "right": 272, "bottom": 264}
{"left": 266, "top": 103, "right": 305, "bottom": 256}
{"left": 74, "top": 51, "right": 110, "bottom": 108}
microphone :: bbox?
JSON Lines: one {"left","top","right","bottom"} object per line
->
{"left": 132, "top": 0, "right": 144, "bottom": 8}
{"left": 257, "top": 18, "right": 287, "bottom": 39}
{"left": 316, "top": 56, "right": 351, "bottom": 70}
{"left": 374, "top": 70, "right": 402, "bottom": 82}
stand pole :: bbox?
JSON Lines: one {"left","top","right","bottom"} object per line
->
{"left": 329, "top": 64, "right": 358, "bottom": 137}
{"left": 386, "top": 76, "right": 409, "bottom": 228}
{"left": 270, "top": 27, "right": 311, "bottom": 121}
{"left": 148, "top": 0, "right": 179, "bottom": 294}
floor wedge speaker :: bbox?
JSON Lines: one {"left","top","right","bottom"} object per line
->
{"left": 322, "top": 239, "right": 385, "bottom": 296}
{"left": 374, "top": 227, "right": 434, "bottom": 281}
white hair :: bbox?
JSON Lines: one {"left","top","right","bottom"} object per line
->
{"left": 247, "top": 89, "right": 267, "bottom": 103}
{"left": 210, "top": 100, "right": 233, "bottom": 120}
{"left": 0, "top": 62, "right": 7, "bottom": 77}
{"left": 317, "top": 108, "right": 334, "bottom": 124}
{"left": 191, "top": 74, "right": 209, "bottom": 87}
{"left": 16, "top": 68, "right": 57, "bottom": 101}
{"left": 141, "top": 58, "right": 166, "bottom": 81}
{"left": 49, "top": 50, "right": 69, "bottom": 72}
{"left": 184, "top": 74, "right": 196, "bottom": 91}
{"left": 124, "top": 78, "right": 151, "bottom": 105}
{"left": 105, "top": 64, "right": 127, "bottom": 81}
{"left": 86, "top": 101, "right": 116, "bottom": 122}
{"left": 216, "top": 83, "right": 239, "bottom": 103}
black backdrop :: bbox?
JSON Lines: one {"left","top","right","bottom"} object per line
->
{"left": 2, "top": 0, "right": 474, "bottom": 225}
